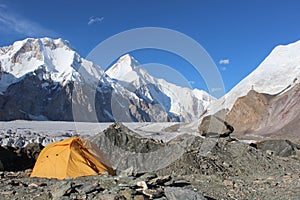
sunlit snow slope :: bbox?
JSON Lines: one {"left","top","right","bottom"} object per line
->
{"left": 208, "top": 40, "right": 300, "bottom": 115}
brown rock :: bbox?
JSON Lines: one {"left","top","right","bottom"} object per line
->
{"left": 225, "top": 84, "right": 300, "bottom": 140}
{"left": 134, "top": 195, "right": 146, "bottom": 200}
{"left": 226, "top": 89, "right": 271, "bottom": 134}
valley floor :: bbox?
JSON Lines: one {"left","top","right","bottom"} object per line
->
{"left": 0, "top": 120, "right": 195, "bottom": 148}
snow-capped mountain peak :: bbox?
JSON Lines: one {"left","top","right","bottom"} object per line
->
{"left": 106, "top": 54, "right": 140, "bottom": 82}
{"left": 106, "top": 54, "right": 215, "bottom": 122}
{"left": 0, "top": 37, "right": 106, "bottom": 92}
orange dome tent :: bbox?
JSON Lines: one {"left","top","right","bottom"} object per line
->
{"left": 30, "top": 136, "right": 114, "bottom": 179}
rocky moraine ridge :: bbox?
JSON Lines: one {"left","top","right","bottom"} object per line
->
{"left": 1, "top": 123, "right": 300, "bottom": 200}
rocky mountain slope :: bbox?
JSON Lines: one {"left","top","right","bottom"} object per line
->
{"left": 226, "top": 83, "right": 300, "bottom": 140}
{"left": 0, "top": 38, "right": 212, "bottom": 122}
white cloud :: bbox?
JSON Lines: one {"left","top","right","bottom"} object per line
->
{"left": 219, "top": 59, "right": 230, "bottom": 65}
{"left": 88, "top": 16, "right": 104, "bottom": 25}
{"left": 0, "top": 5, "right": 57, "bottom": 37}
{"left": 211, "top": 87, "right": 222, "bottom": 92}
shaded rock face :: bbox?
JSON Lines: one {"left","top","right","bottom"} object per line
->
{"left": 0, "top": 73, "right": 179, "bottom": 122}
{"left": 225, "top": 83, "right": 300, "bottom": 139}
{"left": 198, "top": 115, "right": 234, "bottom": 137}
{"left": 91, "top": 123, "right": 191, "bottom": 174}
{"left": 0, "top": 72, "right": 73, "bottom": 121}
{"left": 94, "top": 122, "right": 165, "bottom": 154}
{"left": 0, "top": 143, "right": 43, "bottom": 171}
{"left": 128, "top": 100, "right": 179, "bottom": 122}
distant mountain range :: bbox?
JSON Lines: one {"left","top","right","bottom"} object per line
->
{"left": 0, "top": 37, "right": 299, "bottom": 137}
{"left": 0, "top": 38, "right": 212, "bottom": 122}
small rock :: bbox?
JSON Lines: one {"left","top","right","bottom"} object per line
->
{"left": 282, "top": 175, "right": 292, "bottom": 179}
{"left": 223, "top": 179, "right": 234, "bottom": 187}
{"left": 222, "top": 162, "right": 231, "bottom": 168}
{"left": 118, "top": 183, "right": 131, "bottom": 188}
{"left": 1, "top": 190, "right": 15, "bottom": 195}
{"left": 136, "top": 181, "right": 148, "bottom": 191}
{"left": 266, "top": 150, "right": 274, "bottom": 156}
{"left": 266, "top": 177, "right": 276, "bottom": 181}
{"left": 120, "top": 188, "right": 133, "bottom": 199}
{"left": 165, "top": 179, "right": 190, "bottom": 187}
{"left": 139, "top": 173, "right": 158, "bottom": 181}
{"left": 198, "top": 115, "right": 234, "bottom": 137}
{"left": 164, "top": 180, "right": 175, "bottom": 186}
{"left": 39, "top": 182, "right": 48, "bottom": 187}
{"left": 252, "top": 180, "right": 263, "bottom": 185}
{"left": 148, "top": 175, "right": 172, "bottom": 186}
{"left": 134, "top": 195, "right": 146, "bottom": 200}
{"left": 143, "top": 188, "right": 164, "bottom": 199}
{"left": 28, "top": 183, "right": 39, "bottom": 188}
{"left": 113, "top": 195, "right": 127, "bottom": 200}
{"left": 24, "top": 169, "right": 32, "bottom": 176}
{"left": 51, "top": 182, "right": 73, "bottom": 199}
{"left": 76, "top": 183, "right": 102, "bottom": 194}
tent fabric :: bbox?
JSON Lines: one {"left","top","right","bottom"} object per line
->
{"left": 30, "top": 136, "right": 114, "bottom": 179}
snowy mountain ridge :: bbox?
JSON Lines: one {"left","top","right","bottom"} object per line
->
{"left": 0, "top": 37, "right": 213, "bottom": 122}
{"left": 208, "top": 40, "right": 300, "bottom": 115}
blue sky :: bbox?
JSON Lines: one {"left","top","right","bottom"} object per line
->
{"left": 1, "top": 0, "right": 300, "bottom": 94}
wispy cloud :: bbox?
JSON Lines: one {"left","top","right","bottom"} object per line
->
{"left": 0, "top": 4, "right": 57, "bottom": 37}
{"left": 88, "top": 16, "right": 104, "bottom": 25}
{"left": 0, "top": 4, "right": 7, "bottom": 9}
{"left": 188, "top": 80, "right": 195, "bottom": 85}
{"left": 211, "top": 87, "right": 222, "bottom": 92}
{"left": 219, "top": 59, "right": 230, "bottom": 65}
